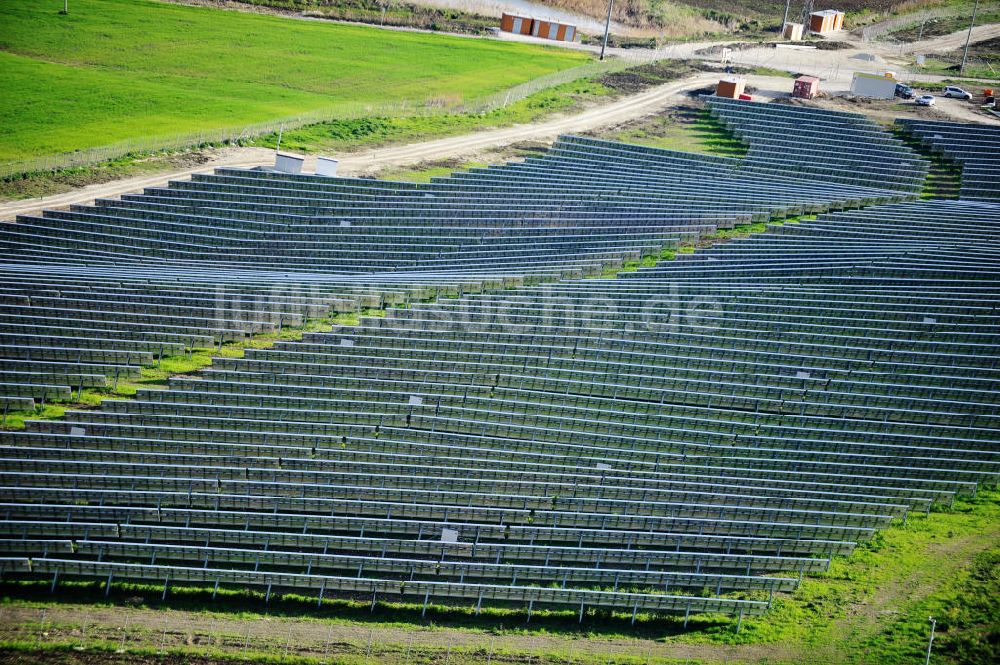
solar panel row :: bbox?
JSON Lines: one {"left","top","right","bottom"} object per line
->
{"left": 1, "top": 101, "right": 998, "bottom": 623}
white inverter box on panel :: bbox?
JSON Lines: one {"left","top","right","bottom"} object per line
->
{"left": 316, "top": 156, "right": 339, "bottom": 177}
{"left": 274, "top": 153, "right": 304, "bottom": 175}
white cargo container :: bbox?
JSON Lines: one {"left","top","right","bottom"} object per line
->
{"left": 851, "top": 73, "right": 896, "bottom": 99}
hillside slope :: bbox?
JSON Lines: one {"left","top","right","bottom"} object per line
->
{"left": 0, "top": 0, "right": 586, "bottom": 163}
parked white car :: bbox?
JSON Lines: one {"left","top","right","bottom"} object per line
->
{"left": 943, "top": 86, "right": 973, "bottom": 100}
{"left": 915, "top": 94, "right": 936, "bottom": 106}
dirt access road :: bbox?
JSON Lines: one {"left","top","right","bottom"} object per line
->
{"left": 0, "top": 603, "right": 774, "bottom": 664}
{"left": 896, "top": 22, "right": 1000, "bottom": 53}
{"left": 4, "top": 18, "right": 997, "bottom": 222}
{"left": 0, "top": 72, "right": 729, "bottom": 222}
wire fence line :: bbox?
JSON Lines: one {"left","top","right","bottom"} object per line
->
{"left": 0, "top": 57, "right": 643, "bottom": 181}
{"left": 859, "top": 6, "right": 967, "bottom": 43}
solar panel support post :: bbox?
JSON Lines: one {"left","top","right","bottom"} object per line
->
{"left": 925, "top": 617, "right": 936, "bottom": 665}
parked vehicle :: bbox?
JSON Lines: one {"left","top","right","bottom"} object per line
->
{"left": 915, "top": 94, "right": 936, "bottom": 106}
{"left": 943, "top": 86, "right": 973, "bottom": 100}
{"left": 895, "top": 83, "right": 914, "bottom": 99}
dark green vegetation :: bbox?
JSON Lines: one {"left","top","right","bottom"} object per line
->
{"left": 930, "top": 548, "right": 1000, "bottom": 664}
{"left": 0, "top": 0, "right": 586, "bottom": 163}
{"left": 894, "top": 127, "right": 962, "bottom": 199}
{"left": 253, "top": 77, "right": 612, "bottom": 155}
{"left": 733, "top": 490, "right": 1000, "bottom": 664}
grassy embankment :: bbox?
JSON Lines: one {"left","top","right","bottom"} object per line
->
{"left": 0, "top": 58, "right": 714, "bottom": 201}
{"left": 0, "top": 0, "right": 586, "bottom": 165}
{"left": 911, "top": 37, "right": 1000, "bottom": 83}
{"left": 886, "top": 3, "right": 1000, "bottom": 42}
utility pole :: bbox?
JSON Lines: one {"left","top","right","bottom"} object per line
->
{"left": 924, "top": 617, "right": 936, "bottom": 665}
{"left": 800, "top": 0, "right": 814, "bottom": 28}
{"left": 960, "top": 0, "right": 980, "bottom": 75}
{"left": 61, "top": 0, "right": 68, "bottom": 14}
{"left": 782, "top": 0, "right": 791, "bottom": 28}
{"left": 600, "top": 0, "right": 614, "bottom": 61}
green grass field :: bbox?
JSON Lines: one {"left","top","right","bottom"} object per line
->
{"left": 0, "top": 0, "right": 587, "bottom": 163}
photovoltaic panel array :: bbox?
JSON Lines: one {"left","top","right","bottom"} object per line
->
{"left": 1, "top": 99, "right": 998, "bottom": 623}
